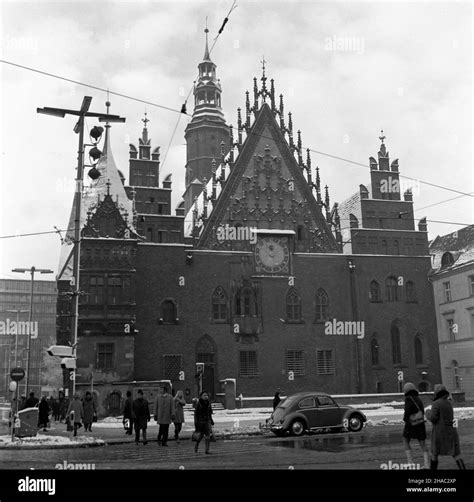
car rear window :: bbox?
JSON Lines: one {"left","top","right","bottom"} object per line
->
{"left": 317, "top": 396, "right": 336, "bottom": 406}
{"left": 278, "top": 395, "right": 298, "bottom": 408}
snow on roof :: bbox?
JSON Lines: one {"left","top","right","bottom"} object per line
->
{"left": 57, "top": 128, "right": 136, "bottom": 281}
{"left": 183, "top": 160, "right": 227, "bottom": 238}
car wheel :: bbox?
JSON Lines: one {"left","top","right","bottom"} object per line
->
{"left": 347, "top": 414, "right": 363, "bottom": 432}
{"left": 290, "top": 420, "right": 306, "bottom": 436}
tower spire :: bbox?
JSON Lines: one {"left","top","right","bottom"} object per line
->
{"left": 203, "top": 18, "right": 211, "bottom": 61}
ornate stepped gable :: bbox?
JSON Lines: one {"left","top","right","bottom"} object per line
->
{"left": 194, "top": 66, "right": 340, "bottom": 253}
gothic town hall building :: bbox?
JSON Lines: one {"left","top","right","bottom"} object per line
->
{"left": 56, "top": 35, "right": 441, "bottom": 414}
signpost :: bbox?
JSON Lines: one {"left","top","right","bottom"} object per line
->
{"left": 10, "top": 367, "right": 25, "bottom": 442}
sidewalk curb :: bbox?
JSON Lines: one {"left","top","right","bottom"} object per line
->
{"left": 0, "top": 430, "right": 264, "bottom": 449}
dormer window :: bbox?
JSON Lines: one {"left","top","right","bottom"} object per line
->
{"left": 441, "top": 252, "right": 454, "bottom": 268}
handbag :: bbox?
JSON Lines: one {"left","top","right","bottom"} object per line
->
{"left": 192, "top": 430, "right": 200, "bottom": 442}
{"left": 408, "top": 397, "right": 425, "bottom": 426}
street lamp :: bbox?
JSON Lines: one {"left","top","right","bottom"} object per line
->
{"left": 347, "top": 258, "right": 361, "bottom": 394}
{"left": 4, "top": 309, "right": 29, "bottom": 395}
{"left": 37, "top": 96, "right": 125, "bottom": 397}
{"left": 11, "top": 267, "right": 54, "bottom": 396}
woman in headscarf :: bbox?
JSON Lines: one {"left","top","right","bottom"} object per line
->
{"left": 402, "top": 382, "right": 429, "bottom": 469}
{"left": 426, "top": 384, "right": 466, "bottom": 470}
{"left": 173, "top": 390, "right": 186, "bottom": 442}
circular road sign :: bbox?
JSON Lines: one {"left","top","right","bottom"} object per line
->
{"left": 10, "top": 367, "right": 25, "bottom": 382}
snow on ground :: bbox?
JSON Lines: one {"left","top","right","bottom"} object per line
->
{"left": 0, "top": 434, "right": 104, "bottom": 447}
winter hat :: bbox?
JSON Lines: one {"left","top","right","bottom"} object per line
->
{"left": 433, "top": 384, "right": 449, "bottom": 400}
{"left": 403, "top": 382, "right": 417, "bottom": 395}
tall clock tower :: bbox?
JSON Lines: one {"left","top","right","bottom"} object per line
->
{"left": 183, "top": 27, "right": 230, "bottom": 213}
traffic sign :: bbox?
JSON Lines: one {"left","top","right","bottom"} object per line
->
{"left": 10, "top": 367, "right": 25, "bottom": 382}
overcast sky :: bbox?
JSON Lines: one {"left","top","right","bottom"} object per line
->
{"left": 0, "top": 0, "right": 472, "bottom": 280}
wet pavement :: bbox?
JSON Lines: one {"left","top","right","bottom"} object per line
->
{"left": 1, "top": 421, "right": 473, "bottom": 470}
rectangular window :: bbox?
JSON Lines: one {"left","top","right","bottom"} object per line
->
{"left": 286, "top": 350, "right": 305, "bottom": 376}
{"left": 163, "top": 354, "right": 183, "bottom": 381}
{"left": 89, "top": 276, "right": 104, "bottom": 304}
{"left": 97, "top": 343, "right": 114, "bottom": 369}
{"left": 469, "top": 276, "right": 474, "bottom": 297}
{"left": 107, "top": 276, "right": 122, "bottom": 305}
{"left": 443, "top": 282, "right": 452, "bottom": 303}
{"left": 447, "top": 319, "right": 456, "bottom": 341}
{"left": 316, "top": 350, "right": 335, "bottom": 375}
{"left": 239, "top": 351, "right": 258, "bottom": 377}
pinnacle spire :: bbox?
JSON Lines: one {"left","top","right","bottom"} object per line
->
{"left": 203, "top": 20, "right": 211, "bottom": 61}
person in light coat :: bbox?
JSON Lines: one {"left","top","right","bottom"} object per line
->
{"left": 66, "top": 393, "right": 84, "bottom": 437}
{"left": 426, "top": 384, "right": 466, "bottom": 470}
{"left": 173, "top": 390, "right": 186, "bottom": 442}
{"left": 154, "top": 386, "right": 175, "bottom": 446}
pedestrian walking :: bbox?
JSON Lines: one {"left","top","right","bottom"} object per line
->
{"left": 38, "top": 396, "right": 50, "bottom": 432}
{"left": 173, "top": 390, "right": 186, "bottom": 442}
{"left": 66, "top": 393, "right": 84, "bottom": 438}
{"left": 132, "top": 389, "right": 150, "bottom": 445}
{"left": 51, "top": 397, "right": 60, "bottom": 422}
{"left": 402, "top": 382, "right": 429, "bottom": 469}
{"left": 24, "top": 391, "right": 39, "bottom": 409}
{"left": 59, "top": 392, "right": 68, "bottom": 423}
{"left": 426, "top": 384, "right": 466, "bottom": 470}
{"left": 272, "top": 391, "right": 282, "bottom": 410}
{"left": 82, "top": 391, "right": 96, "bottom": 432}
{"left": 154, "top": 386, "right": 175, "bottom": 446}
{"left": 122, "top": 390, "right": 134, "bottom": 435}
{"left": 194, "top": 390, "right": 214, "bottom": 454}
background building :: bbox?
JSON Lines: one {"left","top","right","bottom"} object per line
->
{"left": 0, "top": 279, "right": 57, "bottom": 400}
{"left": 429, "top": 225, "right": 474, "bottom": 400}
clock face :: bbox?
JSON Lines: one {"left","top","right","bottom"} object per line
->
{"left": 254, "top": 237, "right": 290, "bottom": 274}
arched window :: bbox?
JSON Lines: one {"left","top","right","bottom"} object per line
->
{"left": 315, "top": 288, "right": 329, "bottom": 321}
{"left": 414, "top": 334, "right": 423, "bottom": 364}
{"left": 369, "top": 280, "right": 381, "bottom": 302}
{"left": 212, "top": 286, "right": 228, "bottom": 321}
{"left": 349, "top": 214, "right": 359, "bottom": 229}
{"left": 441, "top": 252, "right": 454, "bottom": 268}
{"left": 394, "top": 240, "right": 400, "bottom": 255}
{"left": 161, "top": 299, "right": 177, "bottom": 324}
{"left": 286, "top": 288, "right": 302, "bottom": 321}
{"left": 391, "top": 325, "right": 402, "bottom": 364}
{"left": 385, "top": 276, "right": 398, "bottom": 301}
{"left": 406, "top": 281, "right": 417, "bottom": 302}
{"left": 235, "top": 286, "right": 257, "bottom": 316}
{"left": 371, "top": 336, "right": 379, "bottom": 366}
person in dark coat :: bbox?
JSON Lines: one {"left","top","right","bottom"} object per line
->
{"left": 24, "top": 392, "right": 39, "bottom": 409}
{"left": 426, "top": 384, "right": 466, "bottom": 470}
{"left": 272, "top": 391, "right": 282, "bottom": 410}
{"left": 122, "top": 390, "right": 134, "bottom": 435}
{"left": 194, "top": 391, "right": 214, "bottom": 454}
{"left": 132, "top": 389, "right": 150, "bottom": 445}
{"left": 38, "top": 396, "right": 50, "bottom": 432}
{"left": 154, "top": 386, "right": 175, "bottom": 446}
{"left": 58, "top": 392, "right": 69, "bottom": 422}
{"left": 82, "top": 391, "right": 96, "bottom": 432}
{"left": 173, "top": 390, "right": 186, "bottom": 442}
{"left": 402, "top": 382, "right": 429, "bottom": 469}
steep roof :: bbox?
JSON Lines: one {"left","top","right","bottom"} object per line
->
{"left": 429, "top": 224, "right": 474, "bottom": 274}
{"left": 57, "top": 127, "right": 136, "bottom": 280}
{"left": 196, "top": 103, "right": 338, "bottom": 251}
